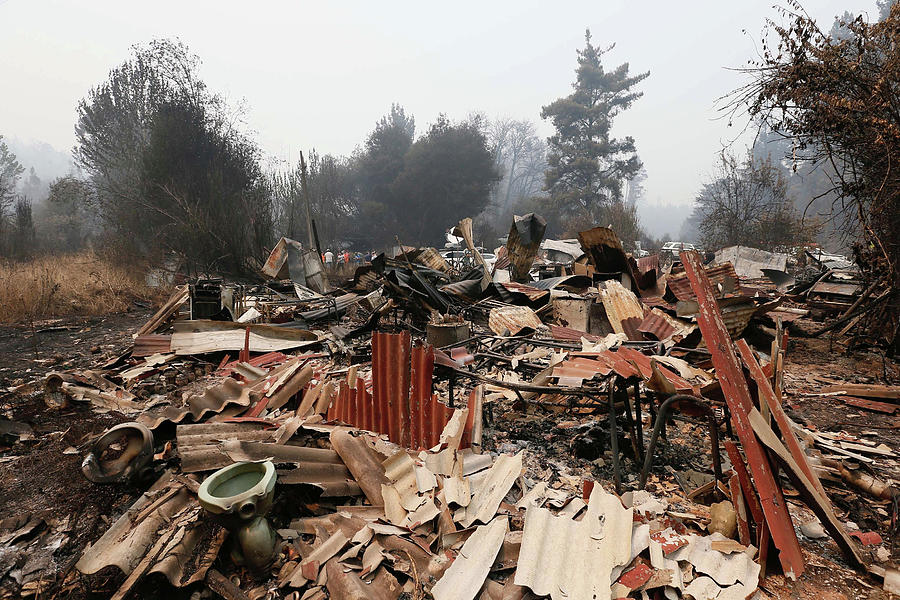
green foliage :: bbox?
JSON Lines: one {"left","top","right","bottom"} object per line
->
{"left": 541, "top": 30, "right": 648, "bottom": 224}
{"left": 356, "top": 104, "right": 416, "bottom": 241}
{"left": 391, "top": 115, "right": 500, "bottom": 245}
{"left": 352, "top": 109, "right": 499, "bottom": 247}
{"left": 0, "top": 135, "right": 24, "bottom": 218}
{"left": 74, "top": 38, "right": 269, "bottom": 275}
{"left": 140, "top": 100, "right": 273, "bottom": 276}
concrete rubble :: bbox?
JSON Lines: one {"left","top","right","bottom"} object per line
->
{"left": 0, "top": 218, "right": 898, "bottom": 600}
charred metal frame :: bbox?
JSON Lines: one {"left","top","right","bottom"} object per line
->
{"left": 638, "top": 395, "right": 723, "bottom": 498}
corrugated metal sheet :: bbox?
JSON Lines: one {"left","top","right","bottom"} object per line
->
{"left": 577, "top": 226, "right": 630, "bottom": 272}
{"left": 488, "top": 305, "right": 543, "bottom": 336}
{"left": 615, "top": 346, "right": 695, "bottom": 392}
{"left": 529, "top": 275, "right": 594, "bottom": 290}
{"left": 577, "top": 226, "right": 642, "bottom": 295}
{"left": 715, "top": 246, "right": 788, "bottom": 278}
{"left": 216, "top": 351, "right": 289, "bottom": 376}
{"left": 541, "top": 239, "right": 584, "bottom": 261}
{"left": 681, "top": 250, "right": 805, "bottom": 579}
{"left": 262, "top": 237, "right": 290, "bottom": 278}
{"left": 637, "top": 308, "right": 694, "bottom": 342}
{"left": 410, "top": 247, "right": 451, "bottom": 272}
{"left": 720, "top": 297, "right": 757, "bottom": 338}
{"left": 666, "top": 262, "right": 744, "bottom": 301}
{"left": 554, "top": 352, "right": 639, "bottom": 381}
{"left": 170, "top": 320, "right": 319, "bottom": 354}
{"left": 809, "top": 280, "right": 861, "bottom": 297}
{"left": 506, "top": 213, "right": 547, "bottom": 282}
{"left": 515, "top": 483, "right": 634, "bottom": 600}
{"left": 133, "top": 334, "right": 172, "bottom": 357}
{"left": 327, "top": 333, "right": 467, "bottom": 451}
{"left": 374, "top": 330, "right": 411, "bottom": 446}
{"left": 600, "top": 280, "right": 645, "bottom": 340}
{"left": 298, "top": 293, "right": 361, "bottom": 322}
{"left": 636, "top": 254, "right": 660, "bottom": 275}
{"left": 548, "top": 325, "right": 604, "bottom": 342}
{"left": 499, "top": 281, "right": 550, "bottom": 303}
{"left": 439, "top": 277, "right": 485, "bottom": 299}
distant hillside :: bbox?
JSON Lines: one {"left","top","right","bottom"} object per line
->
{"left": 6, "top": 137, "right": 75, "bottom": 184}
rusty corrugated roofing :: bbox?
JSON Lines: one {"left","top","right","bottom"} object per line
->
{"left": 637, "top": 254, "right": 660, "bottom": 275}
{"left": 600, "top": 280, "right": 645, "bottom": 340}
{"left": 548, "top": 324, "right": 604, "bottom": 342}
{"left": 373, "top": 331, "right": 411, "bottom": 446}
{"left": 529, "top": 275, "right": 594, "bottom": 290}
{"left": 439, "top": 277, "right": 485, "bottom": 299}
{"left": 327, "top": 333, "right": 467, "bottom": 451}
{"left": 506, "top": 213, "right": 547, "bottom": 282}
{"left": 410, "top": 247, "right": 451, "bottom": 272}
{"left": 666, "top": 262, "right": 744, "bottom": 301}
{"left": 499, "top": 281, "right": 549, "bottom": 303}
{"left": 637, "top": 308, "right": 694, "bottom": 342}
{"left": 488, "top": 305, "right": 543, "bottom": 336}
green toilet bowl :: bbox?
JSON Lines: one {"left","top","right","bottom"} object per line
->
{"left": 198, "top": 461, "right": 277, "bottom": 570}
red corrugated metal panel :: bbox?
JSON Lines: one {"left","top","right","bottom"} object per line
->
{"left": 615, "top": 346, "right": 694, "bottom": 392}
{"left": 373, "top": 331, "right": 411, "bottom": 446}
{"left": 681, "top": 250, "right": 804, "bottom": 579}
{"left": 639, "top": 296, "right": 676, "bottom": 310}
{"left": 217, "top": 351, "right": 291, "bottom": 376}
{"left": 637, "top": 310, "right": 676, "bottom": 341}
{"left": 410, "top": 343, "right": 434, "bottom": 450}
{"left": 636, "top": 254, "right": 659, "bottom": 275}
{"left": 328, "top": 333, "right": 467, "bottom": 451}
{"left": 557, "top": 352, "right": 640, "bottom": 380}
{"left": 666, "top": 262, "right": 744, "bottom": 301}
{"left": 500, "top": 281, "right": 550, "bottom": 302}
{"left": 548, "top": 324, "right": 604, "bottom": 342}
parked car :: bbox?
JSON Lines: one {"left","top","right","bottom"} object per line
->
{"left": 660, "top": 241, "right": 698, "bottom": 253}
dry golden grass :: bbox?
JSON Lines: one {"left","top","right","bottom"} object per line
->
{"left": 0, "top": 252, "right": 165, "bottom": 324}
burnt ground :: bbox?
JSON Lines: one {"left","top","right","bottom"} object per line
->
{"left": 0, "top": 310, "right": 897, "bottom": 599}
{"left": 0, "top": 310, "right": 156, "bottom": 599}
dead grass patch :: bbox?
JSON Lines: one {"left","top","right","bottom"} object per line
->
{"left": 0, "top": 252, "right": 165, "bottom": 323}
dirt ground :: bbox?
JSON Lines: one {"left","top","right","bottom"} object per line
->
{"left": 0, "top": 311, "right": 897, "bottom": 599}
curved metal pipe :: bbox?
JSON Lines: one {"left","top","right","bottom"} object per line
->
{"left": 639, "top": 394, "right": 723, "bottom": 494}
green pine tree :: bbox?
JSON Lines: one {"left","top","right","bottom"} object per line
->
{"left": 542, "top": 30, "right": 649, "bottom": 227}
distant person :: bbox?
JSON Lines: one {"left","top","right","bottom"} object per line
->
{"left": 324, "top": 249, "right": 334, "bottom": 265}
{"left": 343, "top": 250, "right": 350, "bottom": 264}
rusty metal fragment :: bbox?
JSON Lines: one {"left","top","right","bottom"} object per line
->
{"left": 505, "top": 213, "right": 546, "bottom": 282}
{"left": 680, "top": 249, "right": 804, "bottom": 580}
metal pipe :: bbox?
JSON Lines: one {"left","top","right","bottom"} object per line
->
{"left": 639, "top": 394, "right": 723, "bottom": 496}
{"left": 606, "top": 386, "right": 622, "bottom": 495}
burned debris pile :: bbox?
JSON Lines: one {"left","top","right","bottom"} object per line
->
{"left": 1, "top": 217, "right": 898, "bottom": 600}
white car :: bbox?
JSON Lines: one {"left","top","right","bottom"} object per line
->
{"left": 661, "top": 242, "right": 698, "bottom": 253}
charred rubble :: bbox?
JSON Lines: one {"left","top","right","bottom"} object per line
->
{"left": 1, "top": 215, "right": 898, "bottom": 600}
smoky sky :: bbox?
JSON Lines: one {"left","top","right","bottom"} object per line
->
{"left": 0, "top": 0, "right": 877, "bottom": 208}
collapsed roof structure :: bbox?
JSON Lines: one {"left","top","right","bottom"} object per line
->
{"left": 1, "top": 214, "right": 898, "bottom": 600}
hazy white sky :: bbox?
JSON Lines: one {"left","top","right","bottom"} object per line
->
{"left": 0, "top": 0, "right": 877, "bottom": 207}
